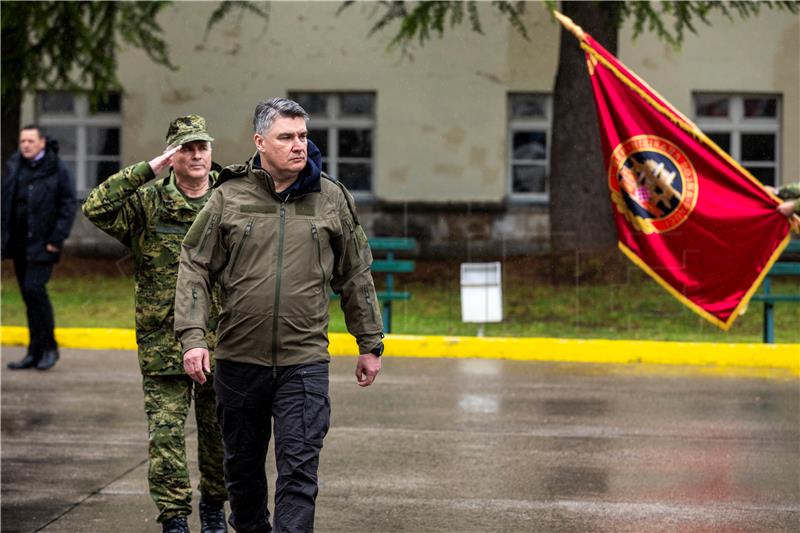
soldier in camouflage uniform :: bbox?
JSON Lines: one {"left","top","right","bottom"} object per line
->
{"left": 82, "top": 116, "right": 227, "bottom": 533}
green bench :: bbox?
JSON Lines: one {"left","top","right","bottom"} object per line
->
{"left": 330, "top": 237, "right": 417, "bottom": 334}
{"left": 369, "top": 237, "right": 417, "bottom": 334}
{"left": 750, "top": 240, "right": 800, "bottom": 343}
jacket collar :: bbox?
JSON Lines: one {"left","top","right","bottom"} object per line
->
{"left": 13, "top": 145, "right": 59, "bottom": 177}
{"left": 159, "top": 164, "right": 220, "bottom": 210}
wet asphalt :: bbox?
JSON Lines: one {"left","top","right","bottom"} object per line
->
{"left": 1, "top": 346, "right": 798, "bottom": 533}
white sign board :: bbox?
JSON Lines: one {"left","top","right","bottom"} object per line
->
{"left": 460, "top": 262, "right": 503, "bottom": 323}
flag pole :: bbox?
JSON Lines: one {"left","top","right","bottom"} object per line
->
{"left": 553, "top": 10, "right": 586, "bottom": 41}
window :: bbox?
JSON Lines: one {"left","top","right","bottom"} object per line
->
{"left": 36, "top": 91, "right": 122, "bottom": 195}
{"left": 508, "top": 93, "right": 552, "bottom": 200}
{"left": 693, "top": 94, "right": 781, "bottom": 186}
{"left": 289, "top": 92, "right": 375, "bottom": 195}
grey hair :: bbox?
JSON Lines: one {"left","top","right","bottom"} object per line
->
{"left": 253, "top": 98, "right": 309, "bottom": 135}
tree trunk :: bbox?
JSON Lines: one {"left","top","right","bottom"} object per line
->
{"left": 549, "top": 1, "right": 620, "bottom": 252}
{"left": 1, "top": 2, "right": 26, "bottom": 166}
{"left": 2, "top": 86, "right": 22, "bottom": 167}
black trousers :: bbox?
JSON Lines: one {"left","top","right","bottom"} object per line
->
{"left": 215, "top": 359, "right": 331, "bottom": 533}
{"left": 13, "top": 255, "right": 57, "bottom": 355}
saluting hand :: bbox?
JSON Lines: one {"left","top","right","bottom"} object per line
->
{"left": 184, "top": 347, "right": 211, "bottom": 384}
{"left": 148, "top": 145, "right": 182, "bottom": 175}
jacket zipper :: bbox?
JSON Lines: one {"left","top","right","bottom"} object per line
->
{"left": 311, "top": 223, "right": 326, "bottom": 295}
{"left": 364, "top": 286, "right": 376, "bottom": 323}
{"left": 228, "top": 218, "right": 254, "bottom": 276}
{"left": 197, "top": 214, "right": 218, "bottom": 253}
{"left": 271, "top": 194, "right": 290, "bottom": 378}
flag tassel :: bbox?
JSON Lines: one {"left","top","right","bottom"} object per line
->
{"left": 553, "top": 10, "right": 586, "bottom": 41}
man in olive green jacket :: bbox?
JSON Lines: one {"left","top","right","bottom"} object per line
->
{"left": 174, "top": 98, "right": 384, "bottom": 532}
{"left": 83, "top": 116, "right": 227, "bottom": 533}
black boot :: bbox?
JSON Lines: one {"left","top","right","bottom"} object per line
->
{"left": 162, "top": 516, "right": 190, "bottom": 533}
{"left": 199, "top": 499, "right": 227, "bottom": 533}
{"left": 35, "top": 349, "right": 59, "bottom": 371}
{"left": 7, "top": 352, "right": 40, "bottom": 370}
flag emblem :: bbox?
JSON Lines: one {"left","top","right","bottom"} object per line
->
{"left": 608, "top": 135, "right": 698, "bottom": 234}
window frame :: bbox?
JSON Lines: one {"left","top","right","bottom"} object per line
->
{"left": 507, "top": 92, "right": 552, "bottom": 203}
{"left": 36, "top": 91, "right": 122, "bottom": 196}
{"left": 289, "top": 91, "right": 376, "bottom": 199}
{"left": 693, "top": 93, "right": 782, "bottom": 187}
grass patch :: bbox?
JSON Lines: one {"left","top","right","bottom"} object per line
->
{"left": 329, "top": 272, "right": 800, "bottom": 343}
{"left": 2, "top": 275, "right": 135, "bottom": 328}
{"left": 3, "top": 260, "right": 799, "bottom": 343}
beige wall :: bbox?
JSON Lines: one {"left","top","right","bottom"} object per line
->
{"left": 111, "top": 1, "right": 561, "bottom": 203}
{"left": 21, "top": 2, "right": 799, "bottom": 198}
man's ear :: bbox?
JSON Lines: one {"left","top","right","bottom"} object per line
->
{"left": 253, "top": 133, "right": 265, "bottom": 152}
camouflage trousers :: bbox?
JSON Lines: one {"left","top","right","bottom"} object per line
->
{"left": 142, "top": 374, "right": 226, "bottom": 523}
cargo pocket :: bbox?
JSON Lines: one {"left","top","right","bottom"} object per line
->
{"left": 301, "top": 365, "right": 330, "bottom": 447}
{"left": 213, "top": 372, "right": 250, "bottom": 452}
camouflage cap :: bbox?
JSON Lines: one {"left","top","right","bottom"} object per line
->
{"left": 165, "top": 115, "right": 214, "bottom": 148}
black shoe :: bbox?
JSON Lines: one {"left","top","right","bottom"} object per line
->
{"left": 7, "top": 352, "right": 40, "bottom": 370}
{"left": 162, "top": 516, "right": 190, "bottom": 533}
{"left": 35, "top": 350, "right": 59, "bottom": 371}
{"left": 199, "top": 499, "right": 227, "bottom": 533}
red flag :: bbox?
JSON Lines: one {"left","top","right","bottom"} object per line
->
{"left": 566, "top": 19, "right": 791, "bottom": 329}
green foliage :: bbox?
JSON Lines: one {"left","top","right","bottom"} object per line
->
{"left": 341, "top": 0, "right": 798, "bottom": 51}
{"left": 205, "top": 0, "right": 270, "bottom": 37}
{"left": 1, "top": 1, "right": 173, "bottom": 104}
{"left": 622, "top": 0, "right": 799, "bottom": 48}
{"left": 338, "top": 1, "right": 528, "bottom": 50}
{"left": 0, "top": 1, "right": 269, "bottom": 107}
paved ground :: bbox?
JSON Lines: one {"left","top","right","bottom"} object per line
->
{"left": 2, "top": 346, "right": 799, "bottom": 533}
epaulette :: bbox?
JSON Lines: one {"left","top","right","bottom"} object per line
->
{"left": 323, "top": 172, "right": 360, "bottom": 225}
{"left": 214, "top": 163, "right": 249, "bottom": 188}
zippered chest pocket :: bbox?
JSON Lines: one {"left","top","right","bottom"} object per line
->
{"left": 311, "top": 223, "right": 327, "bottom": 293}
{"left": 226, "top": 217, "right": 255, "bottom": 279}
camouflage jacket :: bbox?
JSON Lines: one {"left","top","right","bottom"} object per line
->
{"left": 82, "top": 161, "right": 220, "bottom": 375}
{"left": 777, "top": 182, "right": 800, "bottom": 214}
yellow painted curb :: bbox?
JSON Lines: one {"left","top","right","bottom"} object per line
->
{"left": 2, "top": 326, "right": 798, "bottom": 374}
{"left": 1, "top": 326, "right": 138, "bottom": 351}
{"left": 373, "top": 334, "right": 800, "bottom": 375}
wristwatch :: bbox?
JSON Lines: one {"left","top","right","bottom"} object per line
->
{"left": 369, "top": 342, "right": 384, "bottom": 357}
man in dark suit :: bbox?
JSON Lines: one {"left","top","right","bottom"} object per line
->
{"left": 2, "top": 124, "right": 77, "bottom": 370}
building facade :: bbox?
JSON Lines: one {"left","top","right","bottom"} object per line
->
{"left": 20, "top": 2, "right": 799, "bottom": 258}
